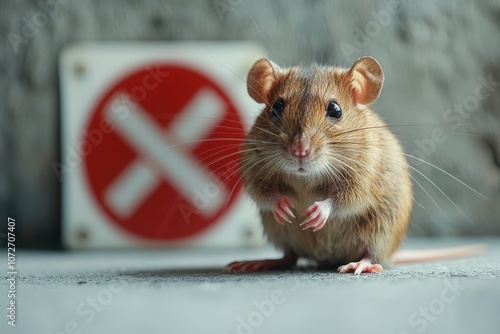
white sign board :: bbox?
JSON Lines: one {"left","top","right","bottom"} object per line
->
{"left": 58, "top": 42, "right": 266, "bottom": 249}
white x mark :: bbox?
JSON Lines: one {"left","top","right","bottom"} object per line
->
{"left": 103, "top": 88, "right": 228, "bottom": 219}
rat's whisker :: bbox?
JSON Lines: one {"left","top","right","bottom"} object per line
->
{"left": 335, "top": 153, "right": 378, "bottom": 176}
{"left": 154, "top": 114, "right": 250, "bottom": 123}
{"left": 331, "top": 143, "right": 488, "bottom": 204}
{"left": 165, "top": 137, "right": 247, "bottom": 151}
{"left": 330, "top": 146, "right": 452, "bottom": 217}
{"left": 242, "top": 156, "right": 284, "bottom": 201}
{"left": 330, "top": 154, "right": 358, "bottom": 176}
{"left": 203, "top": 147, "right": 272, "bottom": 177}
{"left": 324, "top": 161, "right": 343, "bottom": 184}
{"left": 326, "top": 157, "right": 350, "bottom": 184}
{"left": 199, "top": 48, "right": 270, "bottom": 107}
{"left": 366, "top": 153, "right": 435, "bottom": 213}
{"left": 330, "top": 123, "right": 478, "bottom": 139}
{"left": 199, "top": 49, "right": 276, "bottom": 111}
{"left": 410, "top": 170, "right": 451, "bottom": 221}
{"left": 197, "top": 141, "right": 278, "bottom": 164}
{"left": 221, "top": 158, "right": 262, "bottom": 211}
{"left": 410, "top": 188, "right": 426, "bottom": 210}
{"left": 244, "top": 139, "right": 281, "bottom": 145}
{"left": 403, "top": 153, "right": 488, "bottom": 200}
{"left": 223, "top": 153, "right": 282, "bottom": 211}
{"left": 250, "top": 15, "right": 276, "bottom": 63}
{"left": 407, "top": 164, "right": 472, "bottom": 223}
{"left": 199, "top": 142, "right": 276, "bottom": 162}
{"left": 198, "top": 145, "right": 241, "bottom": 162}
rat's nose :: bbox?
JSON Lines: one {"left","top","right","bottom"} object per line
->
{"left": 291, "top": 140, "right": 311, "bottom": 158}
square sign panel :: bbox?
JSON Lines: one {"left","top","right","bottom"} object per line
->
{"left": 59, "top": 42, "right": 267, "bottom": 249}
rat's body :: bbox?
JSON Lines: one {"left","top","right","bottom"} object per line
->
{"left": 255, "top": 108, "right": 411, "bottom": 269}
{"left": 226, "top": 57, "right": 481, "bottom": 274}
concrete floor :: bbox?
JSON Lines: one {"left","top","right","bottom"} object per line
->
{"left": 2, "top": 238, "right": 500, "bottom": 334}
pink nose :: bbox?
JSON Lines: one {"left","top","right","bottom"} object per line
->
{"left": 291, "top": 140, "right": 311, "bottom": 158}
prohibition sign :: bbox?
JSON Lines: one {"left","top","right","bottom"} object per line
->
{"left": 83, "top": 64, "right": 244, "bottom": 240}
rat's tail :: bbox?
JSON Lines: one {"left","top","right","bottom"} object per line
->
{"left": 391, "top": 244, "right": 487, "bottom": 264}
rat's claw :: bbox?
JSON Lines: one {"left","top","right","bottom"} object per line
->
{"left": 302, "top": 217, "right": 327, "bottom": 232}
{"left": 300, "top": 199, "right": 333, "bottom": 231}
{"left": 282, "top": 205, "right": 296, "bottom": 219}
{"left": 300, "top": 207, "right": 320, "bottom": 225}
{"left": 272, "top": 195, "right": 295, "bottom": 224}
{"left": 272, "top": 210, "right": 290, "bottom": 224}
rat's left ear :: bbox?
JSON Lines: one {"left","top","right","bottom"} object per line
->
{"left": 346, "top": 56, "right": 384, "bottom": 106}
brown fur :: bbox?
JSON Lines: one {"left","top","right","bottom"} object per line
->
{"left": 241, "top": 57, "right": 413, "bottom": 267}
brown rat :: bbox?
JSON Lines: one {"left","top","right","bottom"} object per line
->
{"left": 225, "top": 56, "right": 484, "bottom": 275}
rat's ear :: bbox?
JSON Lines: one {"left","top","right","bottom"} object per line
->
{"left": 346, "top": 56, "right": 384, "bottom": 106}
{"left": 247, "top": 58, "right": 281, "bottom": 104}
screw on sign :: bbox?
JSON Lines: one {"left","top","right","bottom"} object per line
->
{"left": 83, "top": 64, "right": 245, "bottom": 241}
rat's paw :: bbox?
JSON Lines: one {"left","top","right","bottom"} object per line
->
{"left": 272, "top": 195, "right": 295, "bottom": 224}
{"left": 224, "top": 259, "right": 294, "bottom": 273}
{"left": 300, "top": 199, "right": 333, "bottom": 232}
{"left": 337, "top": 260, "right": 383, "bottom": 275}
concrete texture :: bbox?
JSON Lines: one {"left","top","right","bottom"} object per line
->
{"left": 1, "top": 238, "right": 499, "bottom": 334}
{"left": 1, "top": 1, "right": 500, "bottom": 248}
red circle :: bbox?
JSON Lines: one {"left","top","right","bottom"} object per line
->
{"left": 83, "top": 64, "right": 244, "bottom": 241}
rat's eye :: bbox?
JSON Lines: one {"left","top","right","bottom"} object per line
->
{"left": 271, "top": 99, "right": 285, "bottom": 118}
{"left": 326, "top": 100, "right": 342, "bottom": 119}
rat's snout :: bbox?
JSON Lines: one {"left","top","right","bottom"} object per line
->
{"left": 290, "top": 139, "right": 311, "bottom": 158}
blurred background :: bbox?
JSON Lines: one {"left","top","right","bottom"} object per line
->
{"left": 1, "top": 0, "right": 500, "bottom": 250}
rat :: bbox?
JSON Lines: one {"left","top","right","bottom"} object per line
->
{"left": 225, "top": 56, "right": 485, "bottom": 275}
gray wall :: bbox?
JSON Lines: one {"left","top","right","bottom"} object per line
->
{"left": 1, "top": 0, "right": 500, "bottom": 248}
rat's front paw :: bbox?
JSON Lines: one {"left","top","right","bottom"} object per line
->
{"left": 300, "top": 199, "right": 334, "bottom": 232}
{"left": 272, "top": 195, "right": 295, "bottom": 224}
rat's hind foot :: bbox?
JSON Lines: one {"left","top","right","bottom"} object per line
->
{"left": 272, "top": 195, "right": 295, "bottom": 224}
{"left": 225, "top": 250, "right": 298, "bottom": 273}
{"left": 337, "top": 259, "right": 383, "bottom": 275}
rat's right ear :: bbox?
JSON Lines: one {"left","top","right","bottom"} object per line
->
{"left": 247, "top": 58, "right": 281, "bottom": 104}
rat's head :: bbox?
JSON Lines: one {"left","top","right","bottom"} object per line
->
{"left": 245, "top": 56, "right": 384, "bottom": 178}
